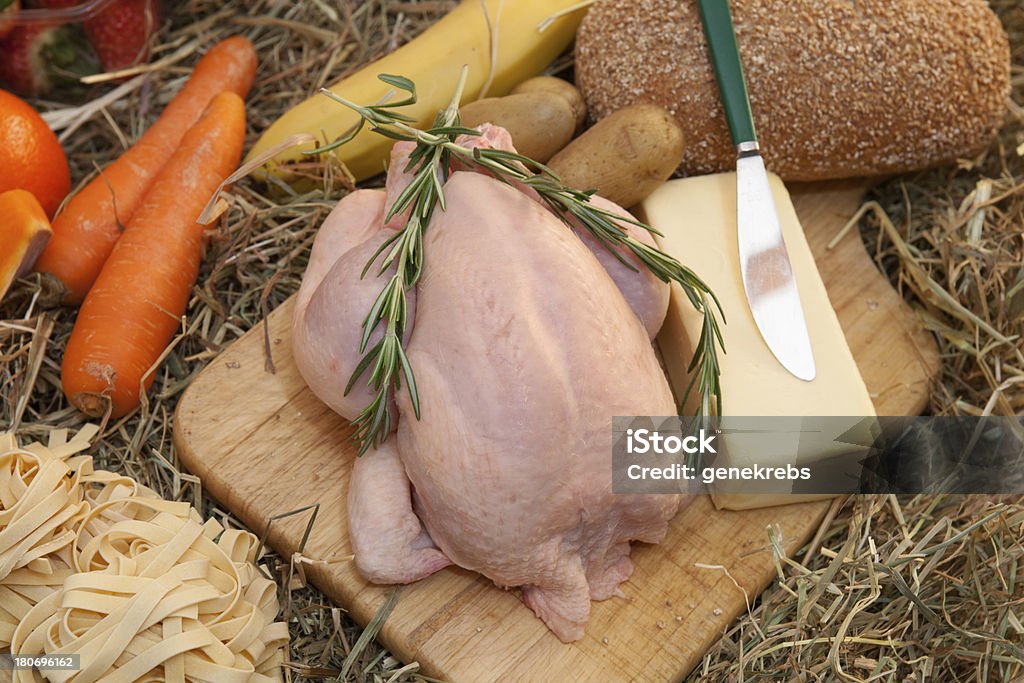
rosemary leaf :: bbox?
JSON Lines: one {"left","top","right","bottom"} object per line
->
{"left": 339, "top": 70, "right": 471, "bottom": 453}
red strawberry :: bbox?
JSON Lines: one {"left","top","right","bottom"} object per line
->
{"left": 0, "top": 22, "right": 88, "bottom": 97}
{"left": 82, "top": 0, "right": 160, "bottom": 72}
{"left": 34, "top": 0, "right": 160, "bottom": 73}
{"left": 0, "top": 0, "right": 20, "bottom": 40}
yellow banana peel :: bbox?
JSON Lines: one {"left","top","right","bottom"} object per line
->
{"left": 246, "top": 0, "right": 587, "bottom": 184}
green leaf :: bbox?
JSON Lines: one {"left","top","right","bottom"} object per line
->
{"left": 378, "top": 73, "right": 416, "bottom": 97}
{"left": 345, "top": 340, "right": 384, "bottom": 396}
{"left": 304, "top": 119, "right": 365, "bottom": 155}
{"left": 386, "top": 174, "right": 430, "bottom": 223}
{"left": 360, "top": 281, "right": 396, "bottom": 352}
{"left": 383, "top": 110, "right": 418, "bottom": 123}
{"left": 397, "top": 343, "right": 421, "bottom": 420}
{"left": 361, "top": 230, "right": 403, "bottom": 279}
{"left": 372, "top": 126, "right": 417, "bottom": 142}
{"left": 429, "top": 126, "right": 482, "bottom": 137}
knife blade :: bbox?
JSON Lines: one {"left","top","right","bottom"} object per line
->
{"left": 697, "top": 0, "right": 816, "bottom": 381}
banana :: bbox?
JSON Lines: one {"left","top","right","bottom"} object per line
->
{"left": 247, "top": 0, "right": 587, "bottom": 184}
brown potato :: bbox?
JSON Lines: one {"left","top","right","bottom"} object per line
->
{"left": 460, "top": 93, "right": 575, "bottom": 163}
{"left": 547, "top": 104, "right": 684, "bottom": 208}
{"left": 511, "top": 76, "right": 587, "bottom": 132}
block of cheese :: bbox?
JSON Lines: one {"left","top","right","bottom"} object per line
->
{"left": 637, "top": 173, "right": 877, "bottom": 510}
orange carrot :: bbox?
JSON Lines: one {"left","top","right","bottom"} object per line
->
{"left": 61, "top": 91, "right": 246, "bottom": 418}
{"left": 34, "top": 36, "right": 257, "bottom": 305}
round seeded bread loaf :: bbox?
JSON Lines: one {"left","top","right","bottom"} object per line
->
{"left": 575, "top": 0, "right": 1010, "bottom": 181}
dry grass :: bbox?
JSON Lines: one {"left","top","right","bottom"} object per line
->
{"left": 689, "top": 495, "right": 1024, "bottom": 682}
{"left": 1, "top": 0, "right": 1023, "bottom": 681}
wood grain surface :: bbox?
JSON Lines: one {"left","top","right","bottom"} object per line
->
{"left": 173, "top": 182, "right": 940, "bottom": 682}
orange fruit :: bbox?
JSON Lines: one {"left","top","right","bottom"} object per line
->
{"left": 1, "top": 188, "right": 52, "bottom": 300}
{"left": 0, "top": 89, "right": 71, "bottom": 218}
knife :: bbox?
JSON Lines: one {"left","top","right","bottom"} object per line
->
{"left": 697, "top": 0, "right": 816, "bottom": 381}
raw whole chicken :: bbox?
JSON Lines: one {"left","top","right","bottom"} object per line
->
{"left": 292, "top": 125, "right": 690, "bottom": 642}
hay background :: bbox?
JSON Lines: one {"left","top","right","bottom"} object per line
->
{"left": 1, "top": 0, "right": 1022, "bottom": 680}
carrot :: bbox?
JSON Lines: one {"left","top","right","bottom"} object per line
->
{"left": 34, "top": 36, "right": 257, "bottom": 305}
{"left": 61, "top": 91, "right": 247, "bottom": 418}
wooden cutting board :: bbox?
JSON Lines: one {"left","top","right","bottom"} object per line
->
{"left": 174, "top": 181, "right": 939, "bottom": 682}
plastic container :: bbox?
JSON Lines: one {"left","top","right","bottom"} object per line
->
{"left": 8, "top": 0, "right": 118, "bottom": 26}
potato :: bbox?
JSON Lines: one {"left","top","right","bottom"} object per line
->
{"left": 547, "top": 104, "right": 684, "bottom": 208}
{"left": 511, "top": 76, "right": 587, "bottom": 131}
{"left": 460, "top": 92, "right": 575, "bottom": 163}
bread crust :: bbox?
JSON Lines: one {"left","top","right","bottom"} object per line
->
{"left": 575, "top": 0, "right": 1010, "bottom": 181}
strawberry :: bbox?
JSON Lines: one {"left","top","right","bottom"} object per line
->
{"left": 0, "top": 0, "right": 20, "bottom": 40}
{"left": 81, "top": 0, "right": 161, "bottom": 72}
{"left": 33, "top": 0, "right": 161, "bottom": 73}
{"left": 0, "top": 22, "right": 90, "bottom": 97}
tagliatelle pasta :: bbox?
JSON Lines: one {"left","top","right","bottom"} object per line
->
{"left": 0, "top": 427, "right": 96, "bottom": 647}
{"left": 0, "top": 427, "right": 288, "bottom": 682}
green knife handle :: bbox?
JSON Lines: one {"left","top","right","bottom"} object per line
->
{"left": 697, "top": 0, "right": 757, "bottom": 147}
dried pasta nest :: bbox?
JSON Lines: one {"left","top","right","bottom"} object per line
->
{"left": 0, "top": 426, "right": 288, "bottom": 682}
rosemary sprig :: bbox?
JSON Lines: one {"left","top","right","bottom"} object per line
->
{"left": 310, "top": 71, "right": 725, "bottom": 453}
{"left": 313, "top": 69, "right": 474, "bottom": 454}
